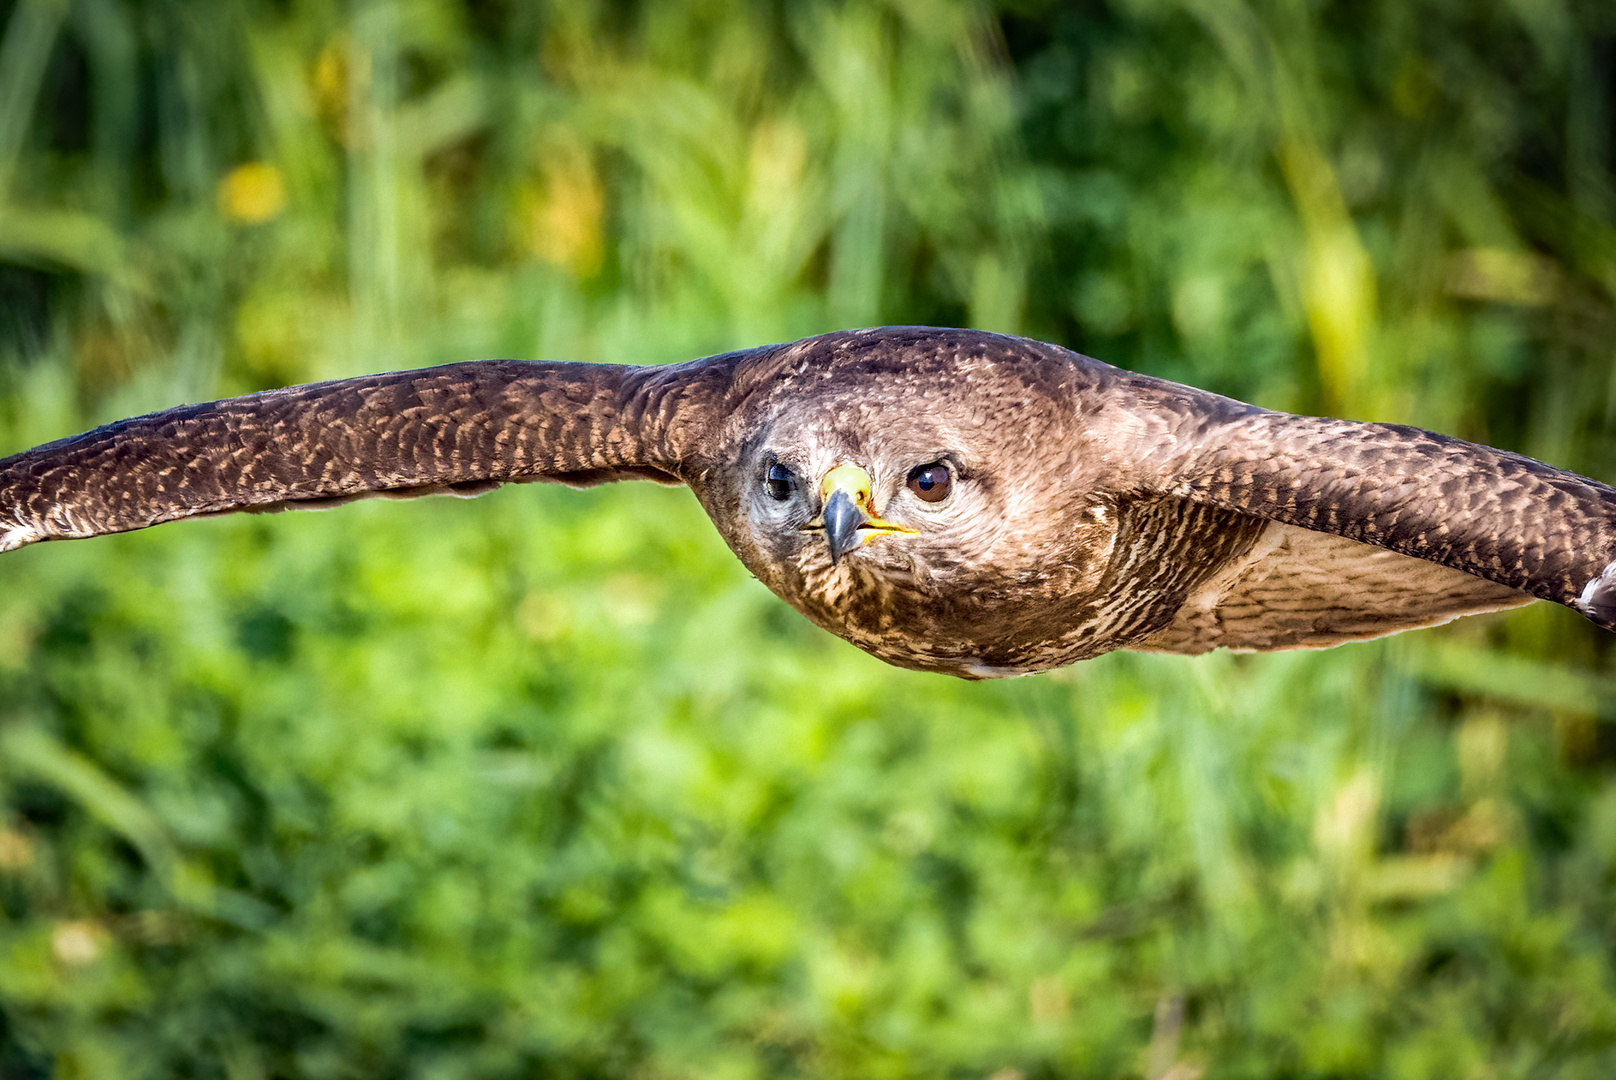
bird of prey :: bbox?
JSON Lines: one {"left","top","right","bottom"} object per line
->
{"left": 2, "top": 326, "right": 1613, "bottom": 678}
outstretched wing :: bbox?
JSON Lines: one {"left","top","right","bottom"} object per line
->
{"left": 0, "top": 357, "right": 735, "bottom": 552}
{"left": 1092, "top": 364, "right": 1616, "bottom": 637}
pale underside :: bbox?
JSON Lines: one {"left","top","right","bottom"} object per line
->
{"left": 1135, "top": 521, "right": 1535, "bottom": 655}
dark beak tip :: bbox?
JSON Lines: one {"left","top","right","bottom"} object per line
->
{"left": 822, "top": 489, "right": 863, "bottom": 564}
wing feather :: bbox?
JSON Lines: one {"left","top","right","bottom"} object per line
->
{"left": 1084, "top": 364, "right": 1616, "bottom": 631}
{"left": 0, "top": 358, "right": 731, "bottom": 552}
{"left": 1135, "top": 522, "right": 1533, "bottom": 655}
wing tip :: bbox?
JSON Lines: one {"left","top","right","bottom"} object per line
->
{"left": 1575, "top": 559, "right": 1616, "bottom": 630}
{"left": 0, "top": 528, "right": 42, "bottom": 553}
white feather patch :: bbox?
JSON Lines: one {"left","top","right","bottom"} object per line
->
{"left": 1575, "top": 559, "right": 1616, "bottom": 614}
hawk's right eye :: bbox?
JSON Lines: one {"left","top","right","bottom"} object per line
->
{"left": 764, "top": 462, "right": 795, "bottom": 501}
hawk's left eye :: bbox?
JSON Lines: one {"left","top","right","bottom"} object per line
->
{"left": 907, "top": 462, "right": 952, "bottom": 503}
{"left": 764, "top": 462, "right": 796, "bottom": 501}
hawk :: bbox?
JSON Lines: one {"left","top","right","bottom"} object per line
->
{"left": 2, "top": 327, "right": 1611, "bottom": 678}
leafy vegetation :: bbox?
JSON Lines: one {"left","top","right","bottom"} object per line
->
{"left": 2, "top": 0, "right": 1616, "bottom": 1076}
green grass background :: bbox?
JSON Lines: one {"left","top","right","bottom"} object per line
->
{"left": 2, "top": 0, "right": 1616, "bottom": 1076}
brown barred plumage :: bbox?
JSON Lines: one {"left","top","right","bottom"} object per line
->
{"left": 4, "top": 327, "right": 1610, "bottom": 677}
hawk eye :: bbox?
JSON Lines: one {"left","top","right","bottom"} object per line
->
{"left": 907, "top": 462, "right": 952, "bottom": 503}
{"left": 764, "top": 462, "right": 796, "bottom": 501}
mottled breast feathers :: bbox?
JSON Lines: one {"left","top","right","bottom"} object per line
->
{"left": 2, "top": 326, "right": 1612, "bottom": 678}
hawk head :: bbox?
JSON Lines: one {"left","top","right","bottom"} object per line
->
{"left": 688, "top": 329, "right": 1123, "bottom": 676}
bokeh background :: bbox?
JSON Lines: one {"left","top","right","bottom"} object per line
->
{"left": 2, "top": 0, "right": 1616, "bottom": 1076}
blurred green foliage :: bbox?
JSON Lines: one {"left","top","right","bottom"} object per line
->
{"left": 2, "top": 0, "right": 1616, "bottom": 1076}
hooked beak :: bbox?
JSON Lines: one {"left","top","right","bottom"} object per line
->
{"left": 805, "top": 463, "right": 917, "bottom": 564}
